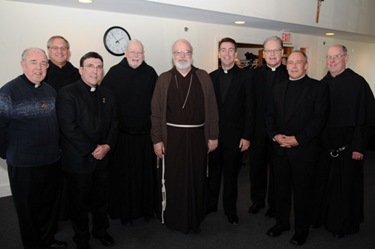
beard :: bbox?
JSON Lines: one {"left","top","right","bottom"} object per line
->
{"left": 175, "top": 58, "right": 192, "bottom": 70}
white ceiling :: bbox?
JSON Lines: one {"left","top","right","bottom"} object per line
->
{"left": 9, "top": 0, "right": 375, "bottom": 43}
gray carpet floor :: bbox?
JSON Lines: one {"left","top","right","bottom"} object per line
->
{"left": 1, "top": 152, "right": 375, "bottom": 249}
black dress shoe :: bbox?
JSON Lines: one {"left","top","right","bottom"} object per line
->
{"left": 45, "top": 239, "right": 67, "bottom": 248}
{"left": 248, "top": 203, "right": 265, "bottom": 214}
{"left": 266, "top": 224, "right": 290, "bottom": 237}
{"left": 264, "top": 208, "right": 276, "bottom": 218}
{"left": 290, "top": 232, "right": 309, "bottom": 245}
{"left": 227, "top": 214, "right": 239, "bottom": 224}
{"left": 93, "top": 232, "right": 115, "bottom": 247}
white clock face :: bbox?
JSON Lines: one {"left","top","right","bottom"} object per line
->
{"left": 104, "top": 27, "right": 131, "bottom": 56}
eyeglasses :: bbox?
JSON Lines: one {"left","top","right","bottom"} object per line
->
{"left": 219, "top": 48, "right": 236, "bottom": 54}
{"left": 127, "top": 51, "right": 144, "bottom": 56}
{"left": 173, "top": 50, "right": 192, "bottom": 56}
{"left": 325, "top": 54, "right": 346, "bottom": 60}
{"left": 49, "top": 46, "right": 69, "bottom": 51}
{"left": 263, "top": 48, "right": 282, "bottom": 54}
{"left": 83, "top": 64, "right": 104, "bottom": 71}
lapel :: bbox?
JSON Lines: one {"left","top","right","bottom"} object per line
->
{"left": 278, "top": 81, "right": 288, "bottom": 122}
{"left": 77, "top": 80, "right": 104, "bottom": 124}
{"left": 212, "top": 71, "right": 223, "bottom": 105}
{"left": 219, "top": 66, "right": 242, "bottom": 104}
{"left": 225, "top": 68, "right": 242, "bottom": 102}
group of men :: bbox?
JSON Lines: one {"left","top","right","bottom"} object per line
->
{"left": 0, "top": 34, "right": 374, "bottom": 249}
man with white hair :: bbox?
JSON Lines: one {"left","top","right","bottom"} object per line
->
{"left": 101, "top": 39, "right": 158, "bottom": 225}
{"left": 0, "top": 48, "right": 66, "bottom": 249}
{"left": 151, "top": 39, "right": 219, "bottom": 233}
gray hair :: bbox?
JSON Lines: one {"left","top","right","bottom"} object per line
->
{"left": 171, "top": 39, "right": 193, "bottom": 53}
{"left": 263, "top": 36, "right": 284, "bottom": 49}
{"left": 21, "top": 48, "right": 48, "bottom": 61}
{"left": 47, "top": 35, "right": 70, "bottom": 49}
{"left": 125, "top": 39, "right": 144, "bottom": 51}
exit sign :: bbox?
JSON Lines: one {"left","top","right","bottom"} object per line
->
{"left": 282, "top": 32, "right": 292, "bottom": 44}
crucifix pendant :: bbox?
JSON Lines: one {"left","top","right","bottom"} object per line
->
{"left": 41, "top": 103, "right": 47, "bottom": 109}
{"left": 316, "top": 0, "right": 324, "bottom": 23}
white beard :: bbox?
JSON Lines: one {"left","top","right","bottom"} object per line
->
{"left": 175, "top": 60, "right": 192, "bottom": 70}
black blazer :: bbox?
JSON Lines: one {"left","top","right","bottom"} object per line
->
{"left": 250, "top": 64, "right": 289, "bottom": 148}
{"left": 56, "top": 80, "right": 118, "bottom": 173}
{"left": 210, "top": 65, "right": 254, "bottom": 148}
{"left": 266, "top": 75, "right": 329, "bottom": 161}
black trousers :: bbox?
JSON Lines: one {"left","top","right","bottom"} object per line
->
{"left": 8, "top": 161, "right": 62, "bottom": 249}
{"left": 207, "top": 144, "right": 242, "bottom": 215}
{"left": 248, "top": 138, "right": 275, "bottom": 209}
{"left": 272, "top": 153, "right": 315, "bottom": 234}
{"left": 65, "top": 161, "right": 110, "bottom": 247}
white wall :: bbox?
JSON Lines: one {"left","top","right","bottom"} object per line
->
{"left": 1, "top": 0, "right": 375, "bottom": 197}
{"left": 151, "top": 0, "right": 375, "bottom": 36}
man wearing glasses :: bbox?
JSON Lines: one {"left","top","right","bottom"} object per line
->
{"left": 311, "top": 44, "right": 375, "bottom": 238}
{"left": 56, "top": 52, "right": 118, "bottom": 249}
{"left": 45, "top": 35, "right": 80, "bottom": 91}
{"left": 101, "top": 39, "right": 158, "bottom": 225}
{"left": 151, "top": 39, "right": 219, "bottom": 234}
{"left": 248, "top": 36, "right": 289, "bottom": 218}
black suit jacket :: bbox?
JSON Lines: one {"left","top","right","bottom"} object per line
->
{"left": 210, "top": 65, "right": 254, "bottom": 148}
{"left": 250, "top": 64, "right": 289, "bottom": 148}
{"left": 266, "top": 75, "right": 329, "bottom": 161}
{"left": 56, "top": 80, "right": 118, "bottom": 173}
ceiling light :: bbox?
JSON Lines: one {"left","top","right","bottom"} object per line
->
{"left": 235, "top": 21, "right": 245, "bottom": 25}
{"left": 78, "top": 0, "right": 93, "bottom": 3}
{"left": 325, "top": 32, "right": 335, "bottom": 36}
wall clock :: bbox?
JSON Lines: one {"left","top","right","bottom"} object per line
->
{"left": 103, "top": 26, "right": 131, "bottom": 56}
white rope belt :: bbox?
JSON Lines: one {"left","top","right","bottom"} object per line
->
{"left": 166, "top": 122, "right": 205, "bottom": 128}
{"left": 160, "top": 156, "right": 166, "bottom": 224}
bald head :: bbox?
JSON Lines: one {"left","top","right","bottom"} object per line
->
{"left": 125, "top": 39, "right": 145, "bottom": 69}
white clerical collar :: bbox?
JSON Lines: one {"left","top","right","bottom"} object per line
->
{"left": 289, "top": 74, "right": 306, "bottom": 81}
{"left": 34, "top": 84, "right": 41, "bottom": 88}
{"left": 90, "top": 87, "right": 96, "bottom": 92}
{"left": 267, "top": 63, "right": 281, "bottom": 71}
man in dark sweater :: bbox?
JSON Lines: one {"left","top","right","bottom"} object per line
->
{"left": 0, "top": 48, "right": 66, "bottom": 249}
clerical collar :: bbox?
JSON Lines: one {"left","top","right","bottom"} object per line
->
{"left": 81, "top": 80, "right": 97, "bottom": 92}
{"left": 21, "top": 74, "right": 43, "bottom": 88}
{"left": 289, "top": 74, "right": 306, "bottom": 81}
{"left": 267, "top": 63, "right": 281, "bottom": 72}
{"left": 222, "top": 65, "right": 235, "bottom": 74}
